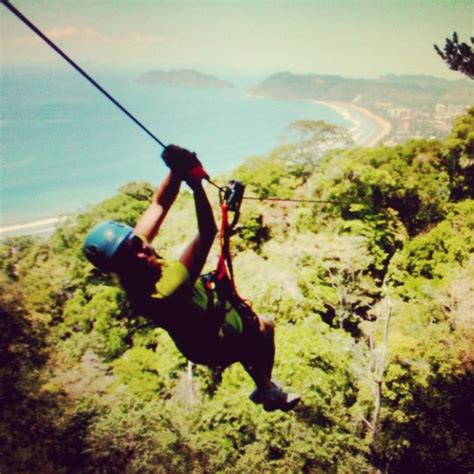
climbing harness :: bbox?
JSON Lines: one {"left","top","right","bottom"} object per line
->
{"left": 203, "top": 180, "right": 259, "bottom": 328}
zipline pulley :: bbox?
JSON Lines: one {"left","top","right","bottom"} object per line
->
{"left": 221, "top": 180, "right": 246, "bottom": 229}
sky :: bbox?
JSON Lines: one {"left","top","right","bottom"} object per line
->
{"left": 1, "top": 0, "right": 473, "bottom": 80}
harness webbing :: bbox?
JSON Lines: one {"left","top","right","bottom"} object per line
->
{"left": 200, "top": 199, "right": 258, "bottom": 333}
{"left": 216, "top": 203, "right": 240, "bottom": 299}
{"left": 204, "top": 200, "right": 251, "bottom": 317}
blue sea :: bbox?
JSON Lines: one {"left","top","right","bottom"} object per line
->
{"left": 1, "top": 68, "right": 372, "bottom": 232}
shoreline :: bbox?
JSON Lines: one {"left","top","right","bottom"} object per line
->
{"left": 310, "top": 99, "right": 392, "bottom": 147}
{"left": 2, "top": 97, "right": 391, "bottom": 237}
{"left": 250, "top": 92, "right": 392, "bottom": 147}
{"left": 0, "top": 216, "right": 69, "bottom": 237}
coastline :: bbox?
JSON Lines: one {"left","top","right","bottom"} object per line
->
{"left": 0, "top": 216, "right": 69, "bottom": 238}
{"left": 250, "top": 92, "right": 392, "bottom": 147}
{"left": 310, "top": 100, "right": 392, "bottom": 147}
{"left": 2, "top": 96, "right": 391, "bottom": 238}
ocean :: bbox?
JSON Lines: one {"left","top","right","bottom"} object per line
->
{"left": 1, "top": 68, "right": 371, "bottom": 233}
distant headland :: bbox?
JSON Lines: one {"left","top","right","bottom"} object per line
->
{"left": 136, "top": 69, "right": 234, "bottom": 89}
{"left": 249, "top": 72, "right": 472, "bottom": 107}
{"left": 249, "top": 72, "right": 473, "bottom": 144}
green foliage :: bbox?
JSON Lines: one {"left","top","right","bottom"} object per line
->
{"left": 293, "top": 233, "right": 380, "bottom": 331}
{"left": 434, "top": 32, "right": 474, "bottom": 79}
{"left": 85, "top": 397, "right": 200, "bottom": 473}
{"left": 282, "top": 119, "right": 354, "bottom": 176}
{"left": 1, "top": 111, "right": 473, "bottom": 472}
{"left": 232, "top": 209, "right": 271, "bottom": 253}
{"left": 362, "top": 198, "right": 474, "bottom": 472}
{"left": 367, "top": 278, "right": 474, "bottom": 472}
{"left": 112, "top": 332, "right": 186, "bottom": 400}
{"left": 0, "top": 235, "right": 37, "bottom": 281}
{"left": 0, "top": 278, "right": 65, "bottom": 473}
{"left": 378, "top": 371, "right": 474, "bottom": 473}
{"left": 442, "top": 106, "right": 474, "bottom": 200}
{"left": 314, "top": 139, "right": 450, "bottom": 236}
{"left": 234, "top": 151, "right": 293, "bottom": 198}
{"left": 54, "top": 284, "right": 130, "bottom": 361}
{"left": 339, "top": 209, "right": 407, "bottom": 273}
{"left": 388, "top": 200, "right": 474, "bottom": 293}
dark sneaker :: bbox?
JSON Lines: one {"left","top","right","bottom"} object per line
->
{"left": 249, "top": 387, "right": 265, "bottom": 404}
{"left": 249, "top": 383, "right": 301, "bottom": 412}
{"left": 249, "top": 381, "right": 281, "bottom": 404}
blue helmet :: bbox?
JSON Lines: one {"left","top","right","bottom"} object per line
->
{"left": 83, "top": 220, "right": 134, "bottom": 272}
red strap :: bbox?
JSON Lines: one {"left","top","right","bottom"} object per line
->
{"left": 188, "top": 163, "right": 209, "bottom": 180}
{"left": 217, "top": 203, "right": 230, "bottom": 279}
{"left": 216, "top": 202, "right": 242, "bottom": 298}
{"left": 212, "top": 202, "right": 258, "bottom": 318}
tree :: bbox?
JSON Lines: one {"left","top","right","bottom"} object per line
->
{"left": 0, "top": 278, "right": 63, "bottom": 472}
{"left": 281, "top": 120, "right": 354, "bottom": 177}
{"left": 234, "top": 152, "right": 291, "bottom": 198}
{"left": 434, "top": 32, "right": 474, "bottom": 79}
{"left": 443, "top": 106, "right": 474, "bottom": 201}
{"left": 312, "top": 138, "right": 450, "bottom": 237}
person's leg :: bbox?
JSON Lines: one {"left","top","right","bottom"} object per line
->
{"left": 240, "top": 316, "right": 275, "bottom": 390}
{"left": 240, "top": 315, "right": 301, "bottom": 412}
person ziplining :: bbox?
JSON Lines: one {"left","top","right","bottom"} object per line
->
{"left": 3, "top": 0, "right": 309, "bottom": 411}
{"left": 84, "top": 146, "right": 301, "bottom": 412}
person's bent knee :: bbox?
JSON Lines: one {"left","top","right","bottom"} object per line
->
{"left": 257, "top": 315, "right": 275, "bottom": 335}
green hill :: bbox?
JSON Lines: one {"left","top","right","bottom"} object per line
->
{"left": 250, "top": 71, "right": 473, "bottom": 107}
{"left": 136, "top": 68, "right": 234, "bottom": 89}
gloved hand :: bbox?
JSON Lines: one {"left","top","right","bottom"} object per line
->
{"left": 161, "top": 145, "right": 209, "bottom": 182}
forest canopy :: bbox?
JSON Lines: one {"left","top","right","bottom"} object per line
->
{"left": 1, "top": 109, "right": 473, "bottom": 473}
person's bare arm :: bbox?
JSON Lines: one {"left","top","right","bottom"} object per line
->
{"left": 134, "top": 171, "right": 181, "bottom": 242}
{"left": 179, "top": 180, "right": 217, "bottom": 282}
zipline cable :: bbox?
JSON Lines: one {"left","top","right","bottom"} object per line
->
{"left": 243, "top": 196, "right": 339, "bottom": 205}
{"left": 1, "top": 0, "right": 167, "bottom": 149}
{"left": 207, "top": 181, "right": 339, "bottom": 205}
{"left": 3, "top": 0, "right": 239, "bottom": 195}
{"left": 2, "top": 0, "right": 344, "bottom": 208}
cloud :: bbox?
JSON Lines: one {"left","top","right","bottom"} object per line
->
{"left": 128, "top": 32, "right": 167, "bottom": 45}
{"left": 45, "top": 26, "right": 110, "bottom": 42}
{"left": 125, "top": 32, "right": 189, "bottom": 50}
{"left": 3, "top": 25, "right": 186, "bottom": 66}
{"left": 5, "top": 25, "right": 110, "bottom": 48}
{"left": 5, "top": 23, "right": 181, "bottom": 51}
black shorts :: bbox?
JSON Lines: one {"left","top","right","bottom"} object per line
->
{"left": 169, "top": 303, "right": 261, "bottom": 367}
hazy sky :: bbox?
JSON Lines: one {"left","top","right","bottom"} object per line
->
{"left": 1, "top": 0, "right": 473, "bottom": 80}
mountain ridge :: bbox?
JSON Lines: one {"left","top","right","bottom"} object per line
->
{"left": 136, "top": 69, "right": 234, "bottom": 89}
{"left": 249, "top": 71, "right": 473, "bottom": 108}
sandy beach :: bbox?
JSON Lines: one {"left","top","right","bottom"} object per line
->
{"left": 310, "top": 100, "right": 392, "bottom": 147}
{"left": 0, "top": 216, "right": 68, "bottom": 237}
{"left": 250, "top": 92, "right": 392, "bottom": 147}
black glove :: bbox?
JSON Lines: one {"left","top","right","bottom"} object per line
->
{"left": 161, "top": 145, "right": 209, "bottom": 180}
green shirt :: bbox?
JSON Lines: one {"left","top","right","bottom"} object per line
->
{"left": 152, "top": 260, "right": 242, "bottom": 334}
